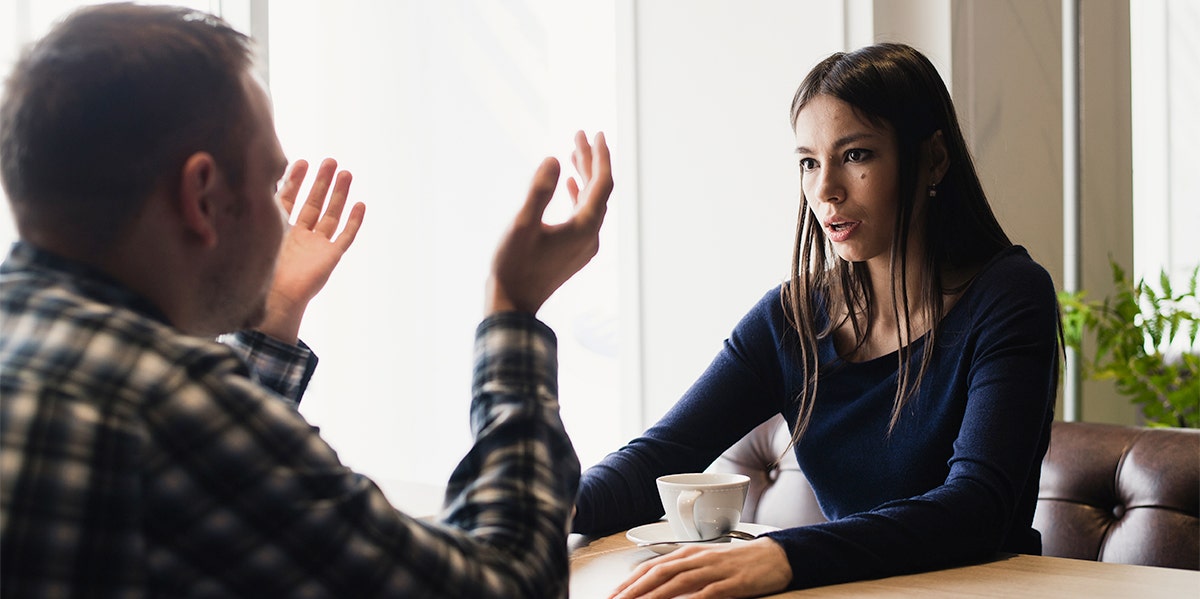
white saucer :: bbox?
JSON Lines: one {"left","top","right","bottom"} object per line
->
{"left": 625, "top": 521, "right": 780, "bottom": 555}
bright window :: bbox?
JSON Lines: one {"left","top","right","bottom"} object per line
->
{"left": 1130, "top": 0, "right": 1200, "bottom": 283}
{"left": 264, "top": 0, "right": 622, "bottom": 500}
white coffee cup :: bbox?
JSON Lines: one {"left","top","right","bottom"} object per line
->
{"left": 656, "top": 473, "right": 750, "bottom": 541}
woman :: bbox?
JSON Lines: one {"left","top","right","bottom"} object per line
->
{"left": 573, "top": 43, "right": 1060, "bottom": 597}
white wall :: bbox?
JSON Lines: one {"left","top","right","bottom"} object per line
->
{"left": 626, "top": 0, "right": 844, "bottom": 424}
{"left": 874, "top": 0, "right": 953, "bottom": 87}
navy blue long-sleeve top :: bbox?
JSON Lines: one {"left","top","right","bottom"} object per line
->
{"left": 573, "top": 246, "right": 1060, "bottom": 589}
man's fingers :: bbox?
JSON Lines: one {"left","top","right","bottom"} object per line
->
{"left": 277, "top": 159, "right": 309, "bottom": 218}
{"left": 578, "top": 132, "right": 613, "bottom": 223}
{"left": 295, "top": 158, "right": 338, "bottom": 228}
{"left": 315, "top": 170, "right": 353, "bottom": 238}
{"left": 516, "top": 156, "right": 561, "bottom": 226}
{"left": 590, "top": 132, "right": 612, "bottom": 192}
{"left": 573, "top": 130, "right": 593, "bottom": 181}
{"left": 333, "top": 202, "right": 366, "bottom": 252}
{"left": 566, "top": 177, "right": 580, "bottom": 207}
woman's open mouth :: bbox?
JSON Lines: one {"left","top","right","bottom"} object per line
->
{"left": 825, "top": 220, "right": 859, "bottom": 242}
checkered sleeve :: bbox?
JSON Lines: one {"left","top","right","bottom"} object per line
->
{"left": 221, "top": 330, "right": 318, "bottom": 405}
{"left": 439, "top": 311, "right": 582, "bottom": 597}
{"left": 143, "top": 312, "right": 579, "bottom": 597}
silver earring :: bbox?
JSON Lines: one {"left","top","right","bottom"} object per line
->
{"left": 927, "top": 184, "right": 938, "bottom": 198}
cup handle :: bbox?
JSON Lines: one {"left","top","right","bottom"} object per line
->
{"left": 676, "top": 489, "right": 703, "bottom": 539}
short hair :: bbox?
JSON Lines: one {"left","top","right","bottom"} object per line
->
{"left": 0, "top": 3, "right": 255, "bottom": 248}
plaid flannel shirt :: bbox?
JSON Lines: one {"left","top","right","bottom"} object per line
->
{"left": 0, "top": 242, "right": 580, "bottom": 598}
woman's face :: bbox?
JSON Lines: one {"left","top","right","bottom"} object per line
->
{"left": 794, "top": 94, "right": 905, "bottom": 270}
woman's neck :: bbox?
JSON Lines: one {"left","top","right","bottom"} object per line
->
{"left": 834, "top": 238, "right": 932, "bottom": 361}
{"left": 864, "top": 243, "right": 928, "bottom": 322}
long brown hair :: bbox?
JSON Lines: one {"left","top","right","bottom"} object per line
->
{"left": 783, "top": 43, "right": 1011, "bottom": 442}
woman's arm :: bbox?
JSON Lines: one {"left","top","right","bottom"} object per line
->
{"left": 574, "top": 287, "right": 794, "bottom": 535}
{"left": 763, "top": 254, "right": 1058, "bottom": 588}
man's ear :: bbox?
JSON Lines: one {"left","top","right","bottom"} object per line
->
{"left": 178, "top": 152, "right": 221, "bottom": 248}
{"left": 926, "top": 129, "right": 950, "bottom": 185}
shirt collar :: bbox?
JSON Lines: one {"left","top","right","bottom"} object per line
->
{"left": 2, "top": 241, "right": 173, "bottom": 326}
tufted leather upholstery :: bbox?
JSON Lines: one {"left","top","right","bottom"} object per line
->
{"left": 1035, "top": 421, "right": 1199, "bottom": 570}
{"left": 707, "top": 415, "right": 1200, "bottom": 570}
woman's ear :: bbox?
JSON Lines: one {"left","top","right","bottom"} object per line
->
{"left": 926, "top": 130, "right": 950, "bottom": 185}
{"left": 178, "top": 152, "right": 221, "bottom": 248}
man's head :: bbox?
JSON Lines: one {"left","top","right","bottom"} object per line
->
{"left": 1, "top": 3, "right": 254, "bottom": 251}
{"left": 1, "top": 3, "right": 290, "bottom": 337}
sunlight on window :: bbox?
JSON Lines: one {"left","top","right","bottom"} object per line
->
{"left": 1130, "top": 0, "right": 1200, "bottom": 284}
{"left": 264, "top": 0, "right": 622, "bottom": 493}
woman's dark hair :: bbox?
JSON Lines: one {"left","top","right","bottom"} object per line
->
{"left": 0, "top": 3, "right": 254, "bottom": 250}
{"left": 783, "top": 43, "right": 1012, "bottom": 440}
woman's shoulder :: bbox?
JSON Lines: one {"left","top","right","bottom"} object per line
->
{"left": 743, "top": 283, "right": 792, "bottom": 327}
{"left": 953, "top": 246, "right": 1057, "bottom": 321}
{"left": 968, "top": 246, "right": 1055, "bottom": 296}
{"left": 747, "top": 281, "right": 834, "bottom": 323}
{"left": 728, "top": 283, "right": 801, "bottom": 340}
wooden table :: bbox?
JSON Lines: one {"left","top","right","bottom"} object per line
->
{"left": 568, "top": 531, "right": 1200, "bottom": 598}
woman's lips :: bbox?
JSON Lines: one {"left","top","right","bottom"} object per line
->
{"left": 825, "top": 220, "right": 860, "bottom": 242}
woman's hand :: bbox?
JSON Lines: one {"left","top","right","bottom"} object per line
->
{"left": 258, "top": 158, "right": 366, "bottom": 343}
{"left": 610, "top": 538, "right": 792, "bottom": 599}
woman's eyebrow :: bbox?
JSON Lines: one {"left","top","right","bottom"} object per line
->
{"left": 795, "top": 131, "right": 880, "bottom": 155}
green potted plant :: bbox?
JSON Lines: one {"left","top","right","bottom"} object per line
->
{"left": 1058, "top": 262, "right": 1199, "bottom": 428}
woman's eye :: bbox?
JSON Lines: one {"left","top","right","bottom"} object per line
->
{"left": 845, "top": 149, "right": 871, "bottom": 162}
{"left": 798, "top": 158, "right": 817, "bottom": 171}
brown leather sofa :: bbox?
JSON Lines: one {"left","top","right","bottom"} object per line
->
{"left": 708, "top": 415, "right": 1200, "bottom": 570}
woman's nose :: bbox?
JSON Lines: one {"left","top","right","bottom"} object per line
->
{"left": 807, "top": 167, "right": 844, "bottom": 204}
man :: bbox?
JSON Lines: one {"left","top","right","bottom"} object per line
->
{"left": 0, "top": 4, "right": 612, "bottom": 597}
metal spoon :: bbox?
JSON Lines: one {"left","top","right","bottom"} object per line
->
{"left": 636, "top": 529, "right": 758, "bottom": 548}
